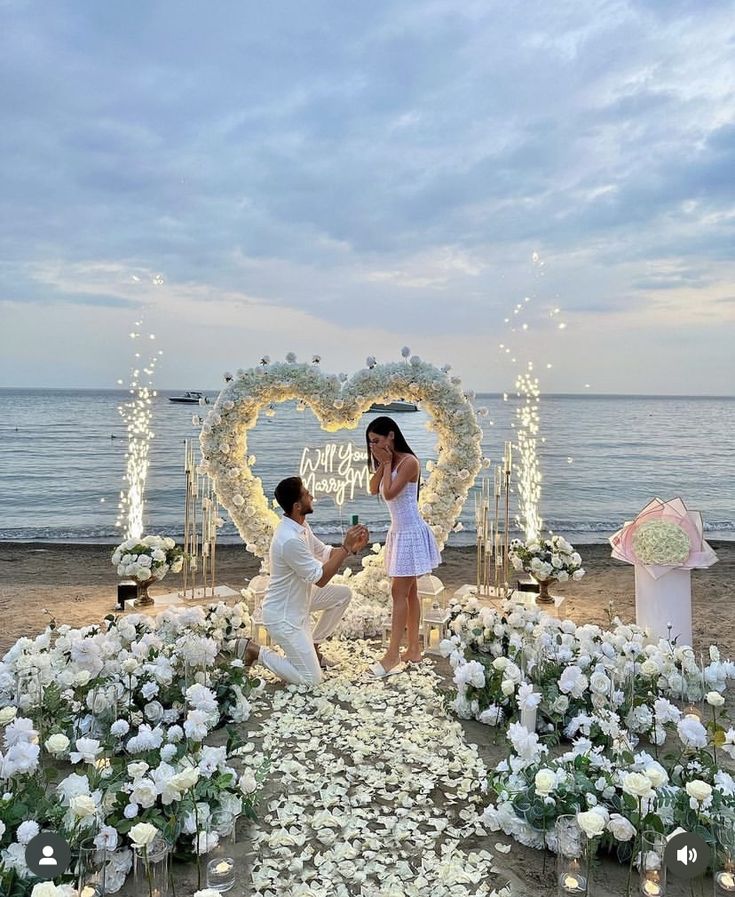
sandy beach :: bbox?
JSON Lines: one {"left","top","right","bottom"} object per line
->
{"left": 1, "top": 540, "right": 733, "bottom": 896}
{"left": 1, "top": 540, "right": 732, "bottom": 654}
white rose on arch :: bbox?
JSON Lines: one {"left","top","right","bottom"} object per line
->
{"left": 200, "top": 357, "right": 483, "bottom": 599}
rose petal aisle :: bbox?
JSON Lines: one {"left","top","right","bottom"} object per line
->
{"left": 238, "top": 641, "right": 509, "bottom": 897}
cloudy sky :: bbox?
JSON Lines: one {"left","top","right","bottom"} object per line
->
{"left": 1, "top": 0, "right": 734, "bottom": 394}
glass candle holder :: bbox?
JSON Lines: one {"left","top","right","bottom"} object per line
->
{"left": 639, "top": 830, "right": 666, "bottom": 897}
{"left": 715, "top": 824, "right": 735, "bottom": 896}
{"left": 133, "top": 834, "right": 171, "bottom": 897}
{"left": 210, "top": 809, "right": 237, "bottom": 844}
{"left": 556, "top": 815, "right": 589, "bottom": 896}
{"left": 74, "top": 838, "right": 107, "bottom": 897}
{"left": 206, "top": 855, "right": 236, "bottom": 892}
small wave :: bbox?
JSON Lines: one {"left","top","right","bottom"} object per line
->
{"left": 2, "top": 518, "right": 733, "bottom": 544}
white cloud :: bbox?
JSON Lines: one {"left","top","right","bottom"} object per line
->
{"left": 0, "top": 0, "right": 734, "bottom": 393}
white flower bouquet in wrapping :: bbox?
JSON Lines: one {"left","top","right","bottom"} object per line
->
{"left": 112, "top": 534, "right": 184, "bottom": 583}
{"left": 509, "top": 534, "right": 585, "bottom": 583}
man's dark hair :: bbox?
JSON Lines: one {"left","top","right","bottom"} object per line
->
{"left": 274, "top": 476, "right": 303, "bottom": 515}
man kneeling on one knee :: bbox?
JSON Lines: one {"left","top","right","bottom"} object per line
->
{"left": 241, "top": 476, "right": 369, "bottom": 685}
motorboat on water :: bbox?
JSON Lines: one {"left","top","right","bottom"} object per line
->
{"left": 367, "top": 400, "right": 418, "bottom": 413}
{"left": 169, "top": 391, "right": 209, "bottom": 404}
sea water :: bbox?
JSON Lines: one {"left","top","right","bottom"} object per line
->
{"left": 0, "top": 388, "right": 732, "bottom": 545}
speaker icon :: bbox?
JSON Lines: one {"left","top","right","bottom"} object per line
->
{"left": 676, "top": 845, "right": 698, "bottom": 866}
{"left": 665, "top": 831, "right": 709, "bottom": 879}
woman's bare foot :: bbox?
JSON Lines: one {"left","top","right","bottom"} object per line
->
{"left": 400, "top": 648, "right": 423, "bottom": 664}
{"left": 377, "top": 652, "right": 401, "bottom": 673}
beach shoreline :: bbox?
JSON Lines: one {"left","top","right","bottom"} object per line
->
{"left": 1, "top": 540, "right": 732, "bottom": 654}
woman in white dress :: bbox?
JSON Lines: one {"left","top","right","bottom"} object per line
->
{"left": 366, "top": 416, "right": 441, "bottom": 677}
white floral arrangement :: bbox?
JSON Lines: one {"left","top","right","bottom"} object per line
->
{"left": 112, "top": 534, "right": 184, "bottom": 583}
{"left": 508, "top": 534, "right": 585, "bottom": 583}
{"left": 631, "top": 520, "right": 691, "bottom": 566}
{"left": 198, "top": 352, "right": 485, "bottom": 627}
{"left": 0, "top": 602, "right": 265, "bottom": 895}
{"left": 440, "top": 595, "right": 735, "bottom": 863}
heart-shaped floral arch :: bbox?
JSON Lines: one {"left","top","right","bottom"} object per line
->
{"left": 199, "top": 354, "right": 485, "bottom": 606}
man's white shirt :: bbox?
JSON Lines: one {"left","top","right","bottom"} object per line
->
{"left": 261, "top": 516, "right": 335, "bottom": 628}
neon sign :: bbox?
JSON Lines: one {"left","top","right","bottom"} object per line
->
{"left": 299, "top": 442, "right": 371, "bottom": 507}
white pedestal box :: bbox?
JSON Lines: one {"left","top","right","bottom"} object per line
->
{"left": 634, "top": 565, "right": 692, "bottom": 646}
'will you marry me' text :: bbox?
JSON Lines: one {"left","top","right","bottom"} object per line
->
{"left": 299, "top": 442, "right": 371, "bottom": 507}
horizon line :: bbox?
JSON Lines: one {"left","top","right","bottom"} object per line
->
{"left": 1, "top": 386, "right": 733, "bottom": 400}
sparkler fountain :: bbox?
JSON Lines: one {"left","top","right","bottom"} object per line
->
{"left": 116, "top": 322, "right": 162, "bottom": 540}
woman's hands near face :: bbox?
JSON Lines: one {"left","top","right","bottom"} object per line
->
{"left": 372, "top": 444, "right": 393, "bottom": 465}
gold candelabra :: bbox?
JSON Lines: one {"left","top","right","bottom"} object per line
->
{"left": 474, "top": 478, "right": 493, "bottom": 594}
{"left": 502, "top": 440, "right": 513, "bottom": 591}
{"left": 474, "top": 442, "right": 514, "bottom": 599}
{"left": 182, "top": 440, "right": 220, "bottom": 599}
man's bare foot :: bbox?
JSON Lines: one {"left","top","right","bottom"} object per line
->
{"left": 235, "top": 638, "right": 260, "bottom": 667}
{"left": 314, "top": 644, "right": 336, "bottom": 670}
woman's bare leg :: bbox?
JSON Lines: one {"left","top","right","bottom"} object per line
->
{"left": 379, "top": 576, "right": 412, "bottom": 671}
{"left": 401, "top": 577, "right": 422, "bottom": 663}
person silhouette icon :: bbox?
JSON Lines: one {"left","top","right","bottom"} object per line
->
{"left": 38, "top": 845, "right": 57, "bottom": 866}
{"left": 25, "top": 831, "right": 71, "bottom": 879}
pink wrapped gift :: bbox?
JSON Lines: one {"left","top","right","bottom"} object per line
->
{"left": 609, "top": 497, "right": 718, "bottom": 645}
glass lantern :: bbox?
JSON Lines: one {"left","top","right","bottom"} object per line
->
{"left": 639, "top": 830, "right": 666, "bottom": 897}
{"left": 715, "top": 823, "right": 735, "bottom": 896}
{"left": 555, "top": 815, "right": 589, "bottom": 896}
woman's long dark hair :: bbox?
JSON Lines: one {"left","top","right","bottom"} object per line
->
{"left": 365, "top": 416, "right": 417, "bottom": 473}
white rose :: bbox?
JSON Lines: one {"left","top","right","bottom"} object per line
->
{"left": 706, "top": 691, "right": 725, "bottom": 707}
{"left": 577, "top": 810, "right": 606, "bottom": 839}
{"left": 45, "top": 733, "right": 71, "bottom": 755}
{"left": 30, "top": 885, "right": 60, "bottom": 897}
{"left": 622, "top": 772, "right": 654, "bottom": 800}
{"left": 172, "top": 766, "right": 200, "bottom": 791}
{"left": 69, "top": 794, "right": 98, "bottom": 820}
{"left": 607, "top": 813, "right": 635, "bottom": 842}
{"left": 644, "top": 764, "right": 668, "bottom": 788}
{"left": 589, "top": 671, "right": 610, "bottom": 695}
{"left": 534, "top": 769, "right": 556, "bottom": 797}
{"left": 0, "top": 706, "right": 18, "bottom": 725}
{"left": 129, "top": 822, "right": 159, "bottom": 848}
{"left": 640, "top": 659, "right": 659, "bottom": 678}
{"left": 238, "top": 770, "right": 257, "bottom": 795}
{"left": 685, "top": 780, "right": 712, "bottom": 803}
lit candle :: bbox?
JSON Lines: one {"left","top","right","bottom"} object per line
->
{"left": 717, "top": 871, "right": 735, "bottom": 892}
{"left": 641, "top": 879, "right": 662, "bottom": 896}
{"left": 207, "top": 855, "right": 236, "bottom": 891}
{"left": 559, "top": 872, "right": 586, "bottom": 893}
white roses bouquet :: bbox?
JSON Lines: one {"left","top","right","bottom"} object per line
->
{"left": 112, "top": 535, "right": 184, "bottom": 583}
{"left": 509, "top": 534, "right": 585, "bottom": 583}
{"left": 631, "top": 520, "right": 691, "bottom": 566}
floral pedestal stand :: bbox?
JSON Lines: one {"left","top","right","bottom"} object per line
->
{"left": 634, "top": 565, "right": 692, "bottom": 645}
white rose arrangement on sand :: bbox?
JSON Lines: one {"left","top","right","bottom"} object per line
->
{"left": 0, "top": 602, "right": 265, "bottom": 896}
{"left": 441, "top": 594, "right": 735, "bottom": 895}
